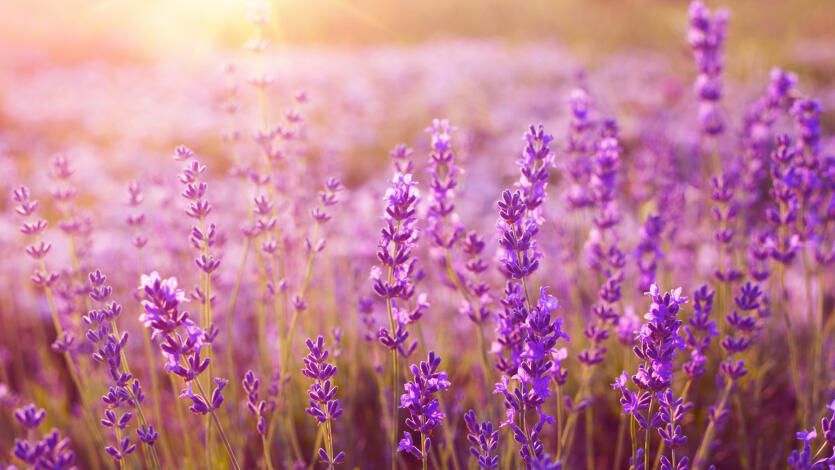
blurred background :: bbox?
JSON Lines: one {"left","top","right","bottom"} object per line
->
{"left": 1, "top": 0, "right": 833, "bottom": 182}
{"left": 1, "top": 2, "right": 833, "bottom": 468}
{"left": 2, "top": 0, "right": 834, "bottom": 75}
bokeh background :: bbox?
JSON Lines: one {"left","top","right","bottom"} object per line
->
{"left": 2, "top": 0, "right": 834, "bottom": 183}
{"left": 1, "top": 1, "right": 834, "bottom": 468}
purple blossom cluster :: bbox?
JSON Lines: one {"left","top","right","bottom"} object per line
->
{"left": 2, "top": 1, "right": 835, "bottom": 469}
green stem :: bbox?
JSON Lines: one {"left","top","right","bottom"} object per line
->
{"left": 644, "top": 397, "right": 654, "bottom": 470}
{"left": 693, "top": 379, "right": 733, "bottom": 470}
{"left": 193, "top": 379, "right": 241, "bottom": 470}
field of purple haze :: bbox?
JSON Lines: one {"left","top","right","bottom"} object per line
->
{"left": 1, "top": 1, "right": 834, "bottom": 469}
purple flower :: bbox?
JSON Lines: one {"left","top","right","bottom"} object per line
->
{"left": 243, "top": 370, "right": 274, "bottom": 436}
{"left": 682, "top": 285, "right": 718, "bottom": 380}
{"left": 464, "top": 410, "right": 499, "bottom": 470}
{"left": 632, "top": 285, "right": 688, "bottom": 392}
{"left": 136, "top": 425, "right": 159, "bottom": 445}
{"left": 657, "top": 389, "right": 693, "bottom": 450}
{"left": 13, "top": 428, "right": 77, "bottom": 469}
{"left": 426, "top": 118, "right": 463, "bottom": 249}
{"left": 398, "top": 351, "right": 450, "bottom": 461}
{"left": 397, "top": 431, "right": 423, "bottom": 459}
{"left": 687, "top": 0, "right": 729, "bottom": 135}
{"left": 579, "top": 136, "right": 624, "bottom": 370}
{"left": 138, "top": 272, "right": 226, "bottom": 418}
{"left": 494, "top": 288, "right": 568, "bottom": 467}
{"left": 790, "top": 98, "right": 823, "bottom": 159}
{"left": 787, "top": 426, "right": 832, "bottom": 469}
{"left": 716, "top": 281, "right": 762, "bottom": 380}
{"left": 302, "top": 336, "right": 345, "bottom": 466}
{"left": 13, "top": 404, "right": 46, "bottom": 430}
{"left": 516, "top": 124, "right": 556, "bottom": 223}
{"left": 372, "top": 146, "right": 424, "bottom": 356}
{"left": 635, "top": 214, "right": 666, "bottom": 293}
{"left": 12, "top": 186, "right": 59, "bottom": 290}
{"left": 528, "top": 454, "right": 563, "bottom": 470}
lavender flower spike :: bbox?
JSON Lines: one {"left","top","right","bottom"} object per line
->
{"left": 398, "top": 351, "right": 451, "bottom": 467}
{"left": 303, "top": 336, "right": 345, "bottom": 468}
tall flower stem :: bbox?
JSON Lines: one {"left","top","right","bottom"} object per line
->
{"left": 225, "top": 236, "right": 250, "bottom": 384}
{"left": 777, "top": 262, "right": 805, "bottom": 422}
{"left": 630, "top": 414, "right": 637, "bottom": 470}
{"left": 193, "top": 379, "right": 241, "bottom": 470}
{"left": 644, "top": 396, "right": 654, "bottom": 470}
{"left": 261, "top": 433, "right": 275, "bottom": 470}
{"left": 36, "top": 255, "right": 105, "bottom": 470}
{"left": 559, "top": 366, "right": 592, "bottom": 458}
{"left": 650, "top": 379, "right": 693, "bottom": 470}
{"left": 167, "top": 374, "right": 196, "bottom": 469}
{"left": 442, "top": 250, "right": 492, "bottom": 399}
{"left": 585, "top": 405, "right": 594, "bottom": 470}
{"left": 279, "top": 218, "right": 322, "bottom": 374}
{"left": 109, "top": 319, "right": 162, "bottom": 470}
{"left": 733, "top": 394, "right": 750, "bottom": 469}
{"left": 613, "top": 413, "right": 626, "bottom": 470}
{"left": 693, "top": 379, "right": 733, "bottom": 469}
{"left": 387, "top": 295, "right": 400, "bottom": 470}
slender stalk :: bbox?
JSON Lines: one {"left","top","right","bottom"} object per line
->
{"left": 644, "top": 396, "right": 654, "bottom": 470}
{"left": 36, "top": 254, "right": 106, "bottom": 470}
{"left": 421, "top": 432, "right": 428, "bottom": 470}
{"left": 279, "top": 219, "right": 321, "bottom": 373}
{"left": 306, "top": 427, "right": 325, "bottom": 470}
{"left": 262, "top": 433, "right": 276, "bottom": 470}
{"left": 613, "top": 414, "right": 626, "bottom": 470}
{"left": 585, "top": 405, "right": 594, "bottom": 470}
{"left": 387, "top": 296, "right": 400, "bottom": 470}
{"left": 114, "top": 425, "right": 124, "bottom": 470}
{"left": 193, "top": 379, "right": 241, "bottom": 470}
{"left": 733, "top": 394, "right": 750, "bottom": 470}
{"left": 651, "top": 379, "right": 694, "bottom": 470}
{"left": 778, "top": 263, "right": 805, "bottom": 422}
{"left": 109, "top": 319, "right": 162, "bottom": 470}
{"left": 197, "top": 218, "right": 214, "bottom": 470}
{"left": 556, "top": 386, "right": 563, "bottom": 456}
{"left": 630, "top": 415, "right": 637, "bottom": 470}
{"left": 693, "top": 380, "right": 733, "bottom": 470}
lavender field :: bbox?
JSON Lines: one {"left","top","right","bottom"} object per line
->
{"left": 1, "top": 1, "right": 834, "bottom": 469}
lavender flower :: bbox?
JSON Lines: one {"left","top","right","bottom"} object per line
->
{"left": 302, "top": 336, "right": 345, "bottom": 467}
{"left": 635, "top": 214, "right": 665, "bottom": 293}
{"left": 615, "top": 285, "right": 688, "bottom": 470}
{"left": 579, "top": 136, "right": 624, "bottom": 368}
{"left": 632, "top": 285, "right": 688, "bottom": 392}
{"left": 494, "top": 288, "right": 568, "bottom": 468}
{"left": 84, "top": 270, "right": 156, "bottom": 462}
{"left": 464, "top": 410, "right": 499, "bottom": 470}
{"left": 243, "top": 370, "right": 274, "bottom": 436}
{"left": 787, "top": 424, "right": 834, "bottom": 469}
{"left": 682, "top": 285, "right": 718, "bottom": 381}
{"left": 657, "top": 389, "right": 693, "bottom": 469}
{"left": 516, "top": 124, "right": 555, "bottom": 224}
{"left": 710, "top": 173, "right": 742, "bottom": 283}
{"left": 126, "top": 181, "right": 148, "bottom": 251}
{"left": 138, "top": 272, "right": 224, "bottom": 415}
{"left": 564, "top": 88, "right": 595, "bottom": 210}
{"left": 766, "top": 135, "right": 802, "bottom": 264}
{"left": 719, "top": 281, "right": 762, "bottom": 381}
{"left": 371, "top": 145, "right": 424, "bottom": 356}
{"left": 687, "top": 0, "right": 729, "bottom": 136}
{"left": 14, "top": 404, "right": 46, "bottom": 430}
{"left": 398, "top": 351, "right": 450, "bottom": 463}
{"left": 11, "top": 404, "right": 76, "bottom": 469}
{"left": 426, "top": 118, "right": 463, "bottom": 249}
{"left": 790, "top": 98, "right": 823, "bottom": 161}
